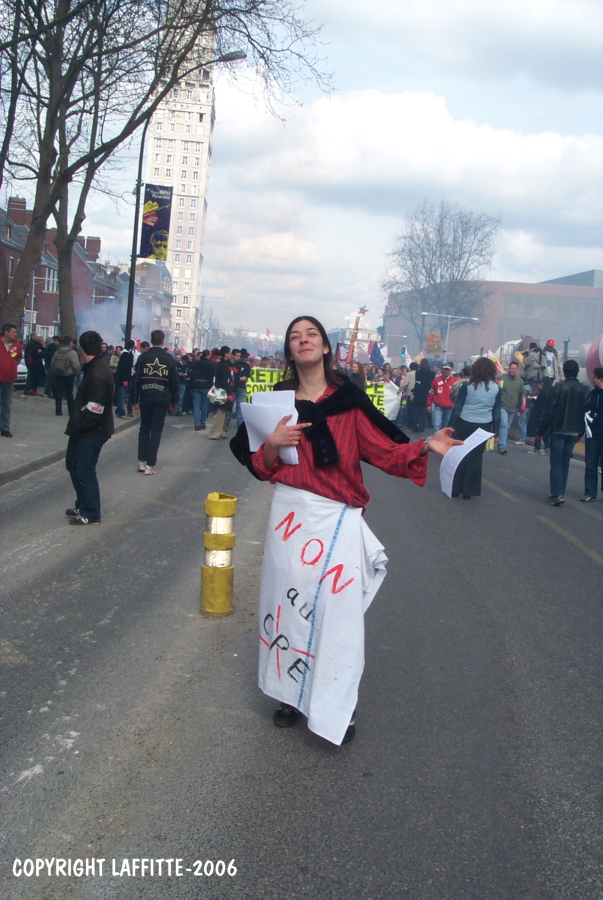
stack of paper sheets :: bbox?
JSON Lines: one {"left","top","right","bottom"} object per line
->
{"left": 240, "top": 392, "right": 299, "bottom": 465}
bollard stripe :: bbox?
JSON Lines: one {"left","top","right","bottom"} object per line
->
{"left": 206, "top": 515, "right": 234, "bottom": 534}
{"left": 204, "top": 549, "right": 232, "bottom": 567}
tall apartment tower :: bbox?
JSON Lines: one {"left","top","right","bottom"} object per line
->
{"left": 144, "top": 68, "right": 215, "bottom": 347}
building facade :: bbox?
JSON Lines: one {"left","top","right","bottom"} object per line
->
{"left": 143, "top": 67, "right": 215, "bottom": 348}
{"left": 1, "top": 198, "right": 127, "bottom": 341}
{"left": 383, "top": 271, "right": 603, "bottom": 366}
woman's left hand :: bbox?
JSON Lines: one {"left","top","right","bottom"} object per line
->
{"left": 427, "top": 427, "right": 464, "bottom": 457}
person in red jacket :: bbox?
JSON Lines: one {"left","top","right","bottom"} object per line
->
{"left": 0, "top": 323, "right": 23, "bottom": 437}
{"left": 428, "top": 362, "right": 457, "bottom": 432}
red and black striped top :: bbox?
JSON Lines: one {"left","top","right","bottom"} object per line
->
{"left": 251, "top": 386, "right": 428, "bottom": 510}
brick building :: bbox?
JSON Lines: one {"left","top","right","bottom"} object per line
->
{"left": 1, "top": 197, "right": 127, "bottom": 340}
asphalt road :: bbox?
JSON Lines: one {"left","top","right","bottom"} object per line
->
{"left": 1, "top": 422, "right": 602, "bottom": 900}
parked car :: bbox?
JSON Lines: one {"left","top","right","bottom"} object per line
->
{"left": 14, "top": 361, "right": 27, "bottom": 389}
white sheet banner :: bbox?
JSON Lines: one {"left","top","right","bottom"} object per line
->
{"left": 259, "top": 483, "right": 388, "bottom": 745}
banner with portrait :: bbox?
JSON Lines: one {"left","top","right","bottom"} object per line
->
{"left": 139, "top": 184, "right": 173, "bottom": 260}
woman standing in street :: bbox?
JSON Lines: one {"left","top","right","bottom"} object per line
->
{"left": 231, "top": 315, "right": 460, "bottom": 746}
{"left": 448, "top": 357, "right": 501, "bottom": 499}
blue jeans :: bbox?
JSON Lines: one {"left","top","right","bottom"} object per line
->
{"left": 549, "top": 433, "right": 577, "bottom": 498}
{"left": 1, "top": 381, "right": 14, "bottom": 432}
{"left": 115, "top": 384, "right": 128, "bottom": 417}
{"left": 227, "top": 386, "right": 247, "bottom": 427}
{"left": 175, "top": 383, "right": 186, "bottom": 416}
{"left": 498, "top": 408, "right": 516, "bottom": 448}
{"left": 431, "top": 405, "right": 451, "bottom": 432}
{"left": 517, "top": 410, "right": 528, "bottom": 441}
{"left": 65, "top": 436, "right": 107, "bottom": 521}
{"left": 584, "top": 433, "right": 603, "bottom": 498}
{"left": 193, "top": 389, "right": 210, "bottom": 427}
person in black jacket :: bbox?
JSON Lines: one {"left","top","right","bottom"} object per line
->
{"left": 208, "top": 346, "right": 235, "bottom": 439}
{"left": 64, "top": 331, "right": 114, "bottom": 525}
{"left": 581, "top": 366, "right": 603, "bottom": 502}
{"left": 132, "top": 330, "right": 179, "bottom": 474}
{"left": 114, "top": 340, "right": 135, "bottom": 418}
{"left": 23, "top": 334, "right": 46, "bottom": 394}
{"left": 409, "top": 358, "right": 434, "bottom": 433}
{"left": 538, "top": 359, "right": 590, "bottom": 506}
{"left": 189, "top": 349, "right": 214, "bottom": 431}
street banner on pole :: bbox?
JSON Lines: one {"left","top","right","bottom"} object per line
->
{"left": 139, "top": 185, "right": 173, "bottom": 260}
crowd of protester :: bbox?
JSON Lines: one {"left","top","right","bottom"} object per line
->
{"left": 1, "top": 325, "right": 601, "bottom": 512}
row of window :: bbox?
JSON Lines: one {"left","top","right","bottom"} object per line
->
{"left": 155, "top": 118, "right": 205, "bottom": 134}
{"left": 154, "top": 155, "right": 202, "bottom": 166}
{"left": 159, "top": 110, "right": 205, "bottom": 122}
{"left": 8, "top": 258, "right": 58, "bottom": 292}
{"left": 172, "top": 253, "right": 193, "bottom": 263}
{"left": 152, "top": 169, "right": 201, "bottom": 181}
{"left": 155, "top": 140, "right": 202, "bottom": 151}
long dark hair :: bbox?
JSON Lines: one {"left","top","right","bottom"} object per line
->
{"left": 469, "top": 356, "right": 497, "bottom": 389}
{"left": 283, "top": 316, "right": 344, "bottom": 389}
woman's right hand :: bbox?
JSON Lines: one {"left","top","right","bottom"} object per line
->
{"left": 263, "top": 415, "right": 311, "bottom": 468}
{"left": 266, "top": 415, "right": 311, "bottom": 449}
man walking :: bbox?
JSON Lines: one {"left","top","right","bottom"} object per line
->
{"left": 132, "top": 330, "right": 179, "bottom": 474}
{"left": 428, "top": 362, "right": 457, "bottom": 432}
{"left": 65, "top": 331, "right": 114, "bottom": 525}
{"left": 538, "top": 359, "right": 590, "bottom": 507}
{"left": 114, "top": 339, "right": 135, "bottom": 418}
{"left": 497, "top": 361, "right": 526, "bottom": 454}
{"left": 0, "top": 323, "right": 22, "bottom": 437}
{"left": 581, "top": 366, "right": 603, "bottom": 502}
{"left": 50, "top": 336, "right": 81, "bottom": 416}
{"left": 189, "top": 348, "right": 214, "bottom": 431}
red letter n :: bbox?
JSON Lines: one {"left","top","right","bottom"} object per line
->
{"left": 275, "top": 511, "right": 302, "bottom": 542}
{"left": 319, "top": 564, "right": 355, "bottom": 595}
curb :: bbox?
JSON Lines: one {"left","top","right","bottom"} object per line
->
{"left": 0, "top": 417, "right": 139, "bottom": 487}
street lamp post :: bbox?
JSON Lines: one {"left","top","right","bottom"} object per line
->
{"left": 125, "top": 50, "right": 247, "bottom": 343}
{"left": 421, "top": 312, "right": 479, "bottom": 363}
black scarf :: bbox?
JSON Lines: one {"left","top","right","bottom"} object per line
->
{"left": 230, "top": 376, "right": 409, "bottom": 478}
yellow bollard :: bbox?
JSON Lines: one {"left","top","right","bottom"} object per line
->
{"left": 201, "top": 492, "right": 237, "bottom": 616}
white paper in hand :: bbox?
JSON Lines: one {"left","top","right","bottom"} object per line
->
{"left": 439, "top": 427, "right": 492, "bottom": 497}
{"left": 240, "top": 391, "right": 299, "bottom": 465}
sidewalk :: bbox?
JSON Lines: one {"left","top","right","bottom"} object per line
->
{"left": 0, "top": 391, "right": 138, "bottom": 485}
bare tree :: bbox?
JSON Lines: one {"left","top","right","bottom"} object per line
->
{"left": 0, "top": 0, "right": 330, "bottom": 329}
{"left": 384, "top": 200, "right": 500, "bottom": 349}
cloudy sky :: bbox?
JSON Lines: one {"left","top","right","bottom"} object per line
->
{"left": 94, "top": 0, "right": 603, "bottom": 339}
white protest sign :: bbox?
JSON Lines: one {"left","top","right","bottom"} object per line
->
{"left": 439, "top": 427, "right": 492, "bottom": 497}
{"left": 259, "top": 484, "right": 388, "bottom": 745}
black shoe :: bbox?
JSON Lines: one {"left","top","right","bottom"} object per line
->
{"left": 499, "top": 448, "right": 507, "bottom": 455}
{"left": 69, "top": 516, "right": 101, "bottom": 525}
{"left": 580, "top": 496, "right": 596, "bottom": 502}
{"left": 451, "top": 492, "right": 460, "bottom": 498}
{"left": 462, "top": 494, "right": 472, "bottom": 499}
{"left": 341, "top": 725, "right": 356, "bottom": 744}
{"left": 552, "top": 496, "right": 565, "bottom": 507}
{"left": 273, "top": 704, "right": 300, "bottom": 728}
{"left": 1, "top": 430, "right": 13, "bottom": 437}
{"left": 65, "top": 507, "right": 80, "bottom": 517}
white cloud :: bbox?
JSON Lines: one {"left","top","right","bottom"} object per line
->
{"left": 199, "top": 82, "right": 603, "bottom": 334}
{"left": 307, "top": 0, "right": 603, "bottom": 91}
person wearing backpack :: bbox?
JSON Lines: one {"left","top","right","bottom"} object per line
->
{"left": 50, "top": 336, "right": 81, "bottom": 416}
